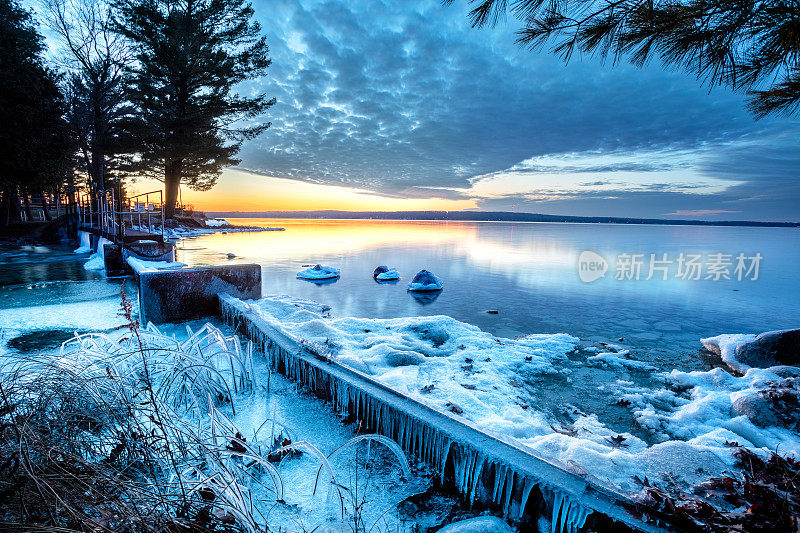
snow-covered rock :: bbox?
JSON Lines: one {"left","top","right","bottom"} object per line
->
{"left": 407, "top": 269, "right": 442, "bottom": 292}
{"left": 700, "top": 334, "right": 757, "bottom": 373}
{"left": 736, "top": 329, "right": 800, "bottom": 368}
{"left": 373, "top": 265, "right": 400, "bottom": 281}
{"left": 732, "top": 377, "right": 800, "bottom": 429}
{"left": 702, "top": 330, "right": 800, "bottom": 373}
{"left": 297, "top": 264, "right": 340, "bottom": 280}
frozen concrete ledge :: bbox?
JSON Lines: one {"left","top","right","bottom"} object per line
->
{"left": 219, "top": 294, "right": 669, "bottom": 533}
{"left": 138, "top": 264, "right": 260, "bottom": 325}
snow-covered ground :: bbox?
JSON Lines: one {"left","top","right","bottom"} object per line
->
{"left": 0, "top": 292, "right": 441, "bottom": 532}
{"left": 247, "top": 295, "right": 800, "bottom": 498}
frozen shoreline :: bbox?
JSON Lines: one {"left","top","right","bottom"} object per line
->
{"left": 240, "top": 295, "right": 800, "bottom": 503}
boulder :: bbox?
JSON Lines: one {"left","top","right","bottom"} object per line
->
{"left": 735, "top": 329, "right": 800, "bottom": 368}
{"left": 701, "top": 337, "right": 722, "bottom": 356}
{"left": 297, "top": 264, "right": 340, "bottom": 280}
{"left": 407, "top": 269, "right": 443, "bottom": 292}
{"left": 373, "top": 265, "right": 400, "bottom": 281}
{"left": 732, "top": 378, "right": 800, "bottom": 429}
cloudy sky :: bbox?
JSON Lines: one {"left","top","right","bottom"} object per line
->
{"left": 159, "top": 0, "right": 799, "bottom": 220}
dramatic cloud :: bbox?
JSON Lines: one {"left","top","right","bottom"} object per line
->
{"left": 235, "top": 0, "right": 799, "bottom": 220}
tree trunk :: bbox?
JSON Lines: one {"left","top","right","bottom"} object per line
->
{"left": 38, "top": 190, "right": 52, "bottom": 221}
{"left": 2, "top": 186, "right": 22, "bottom": 225}
{"left": 22, "top": 190, "right": 33, "bottom": 221}
{"left": 0, "top": 188, "right": 9, "bottom": 226}
{"left": 164, "top": 160, "right": 181, "bottom": 220}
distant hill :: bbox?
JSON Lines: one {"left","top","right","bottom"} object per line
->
{"left": 204, "top": 210, "right": 799, "bottom": 228}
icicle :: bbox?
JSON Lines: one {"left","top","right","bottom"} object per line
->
{"left": 502, "top": 470, "right": 515, "bottom": 518}
{"left": 468, "top": 455, "right": 485, "bottom": 505}
{"left": 439, "top": 439, "right": 452, "bottom": 484}
{"left": 519, "top": 477, "right": 536, "bottom": 521}
{"left": 550, "top": 490, "right": 590, "bottom": 533}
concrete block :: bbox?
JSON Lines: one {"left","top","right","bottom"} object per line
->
{"left": 103, "top": 244, "right": 126, "bottom": 277}
{"left": 138, "top": 264, "right": 261, "bottom": 325}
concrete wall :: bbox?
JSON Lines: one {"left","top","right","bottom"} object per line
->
{"left": 103, "top": 244, "right": 126, "bottom": 277}
{"left": 138, "top": 264, "right": 261, "bottom": 324}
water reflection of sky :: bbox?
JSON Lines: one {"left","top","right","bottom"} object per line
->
{"left": 178, "top": 219, "right": 800, "bottom": 373}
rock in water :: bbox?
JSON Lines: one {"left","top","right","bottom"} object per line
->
{"left": 373, "top": 265, "right": 400, "bottom": 281}
{"left": 735, "top": 329, "right": 800, "bottom": 368}
{"left": 297, "top": 264, "right": 340, "bottom": 280}
{"left": 407, "top": 269, "right": 443, "bottom": 292}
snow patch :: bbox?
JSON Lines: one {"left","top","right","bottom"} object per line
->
{"left": 83, "top": 237, "right": 113, "bottom": 271}
{"left": 701, "top": 333, "right": 757, "bottom": 373}
{"left": 126, "top": 256, "right": 186, "bottom": 273}
{"left": 204, "top": 218, "right": 229, "bottom": 227}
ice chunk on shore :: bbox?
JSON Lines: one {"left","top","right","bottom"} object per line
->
{"left": 701, "top": 333, "right": 758, "bottom": 373}
{"left": 297, "top": 264, "right": 340, "bottom": 280}
{"left": 83, "top": 237, "right": 114, "bottom": 271}
{"left": 407, "top": 269, "right": 442, "bottom": 292}
{"left": 204, "top": 218, "right": 228, "bottom": 227}
{"left": 74, "top": 231, "right": 92, "bottom": 253}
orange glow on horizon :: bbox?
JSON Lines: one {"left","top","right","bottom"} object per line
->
{"left": 129, "top": 169, "right": 477, "bottom": 212}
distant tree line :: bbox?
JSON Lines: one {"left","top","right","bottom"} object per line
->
{"left": 206, "top": 209, "right": 799, "bottom": 226}
{"left": 0, "top": 0, "right": 274, "bottom": 225}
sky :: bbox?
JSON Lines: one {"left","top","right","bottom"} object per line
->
{"left": 128, "top": 0, "right": 799, "bottom": 220}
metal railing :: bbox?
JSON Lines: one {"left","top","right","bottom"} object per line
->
{"left": 19, "top": 194, "right": 76, "bottom": 222}
{"left": 121, "top": 190, "right": 165, "bottom": 238}
{"left": 77, "top": 189, "right": 165, "bottom": 242}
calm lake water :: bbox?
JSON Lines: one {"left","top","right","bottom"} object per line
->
{"left": 177, "top": 219, "right": 800, "bottom": 373}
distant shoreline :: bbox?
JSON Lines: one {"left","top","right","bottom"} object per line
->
{"left": 207, "top": 210, "right": 799, "bottom": 228}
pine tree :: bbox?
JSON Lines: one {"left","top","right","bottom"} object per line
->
{"left": 0, "top": 0, "right": 74, "bottom": 225}
{"left": 113, "top": 0, "right": 275, "bottom": 218}
{"left": 448, "top": 0, "right": 800, "bottom": 118}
